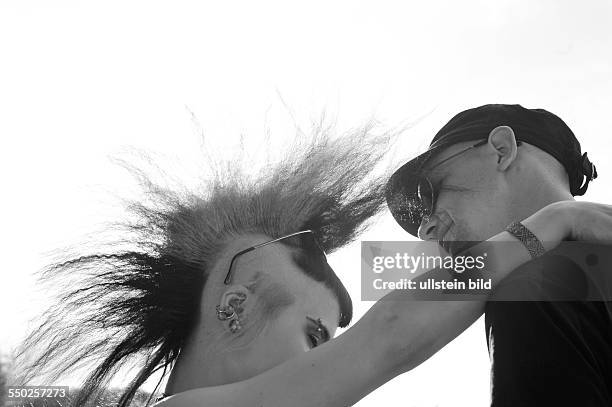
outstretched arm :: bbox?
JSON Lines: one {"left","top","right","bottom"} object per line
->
{"left": 157, "top": 201, "right": 612, "bottom": 407}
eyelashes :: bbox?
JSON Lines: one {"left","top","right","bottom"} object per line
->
{"left": 440, "top": 184, "right": 471, "bottom": 193}
{"left": 305, "top": 317, "right": 330, "bottom": 349}
{"left": 307, "top": 332, "right": 322, "bottom": 348}
{"left": 432, "top": 183, "right": 472, "bottom": 213}
{"left": 435, "top": 180, "right": 469, "bottom": 194}
{"left": 307, "top": 329, "right": 328, "bottom": 348}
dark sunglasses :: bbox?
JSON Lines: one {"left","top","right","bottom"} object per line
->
{"left": 224, "top": 230, "right": 326, "bottom": 285}
{"left": 416, "top": 139, "right": 522, "bottom": 222}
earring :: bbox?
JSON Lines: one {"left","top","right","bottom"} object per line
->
{"left": 215, "top": 304, "right": 242, "bottom": 333}
{"left": 229, "top": 318, "right": 242, "bottom": 333}
{"left": 216, "top": 292, "right": 247, "bottom": 334}
{"left": 216, "top": 304, "right": 236, "bottom": 321}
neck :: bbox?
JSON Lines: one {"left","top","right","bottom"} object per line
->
{"left": 164, "top": 328, "right": 257, "bottom": 395}
{"left": 512, "top": 179, "right": 574, "bottom": 221}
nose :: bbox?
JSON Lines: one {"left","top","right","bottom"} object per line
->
{"left": 418, "top": 215, "right": 439, "bottom": 241}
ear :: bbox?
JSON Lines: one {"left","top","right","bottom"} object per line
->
{"left": 219, "top": 285, "right": 249, "bottom": 315}
{"left": 487, "top": 125, "right": 519, "bottom": 171}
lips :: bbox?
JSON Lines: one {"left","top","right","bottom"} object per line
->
{"left": 438, "top": 238, "right": 451, "bottom": 253}
{"left": 432, "top": 215, "right": 472, "bottom": 255}
{"left": 437, "top": 223, "right": 470, "bottom": 256}
{"left": 440, "top": 240, "right": 475, "bottom": 256}
{"left": 438, "top": 239, "right": 460, "bottom": 256}
{"left": 435, "top": 219, "right": 454, "bottom": 253}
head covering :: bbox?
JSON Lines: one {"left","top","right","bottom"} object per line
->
{"left": 386, "top": 104, "right": 598, "bottom": 237}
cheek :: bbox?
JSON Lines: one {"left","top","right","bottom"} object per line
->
{"left": 252, "top": 312, "right": 309, "bottom": 364}
{"left": 453, "top": 203, "right": 512, "bottom": 240}
{"left": 440, "top": 198, "right": 487, "bottom": 240}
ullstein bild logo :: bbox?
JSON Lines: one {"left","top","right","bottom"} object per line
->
{"left": 361, "top": 241, "right": 612, "bottom": 301}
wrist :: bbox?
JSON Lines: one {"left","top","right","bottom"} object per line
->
{"left": 506, "top": 222, "right": 546, "bottom": 259}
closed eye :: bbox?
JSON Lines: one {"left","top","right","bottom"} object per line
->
{"left": 433, "top": 182, "right": 472, "bottom": 211}
{"left": 306, "top": 316, "right": 330, "bottom": 349}
{"left": 431, "top": 174, "right": 469, "bottom": 193}
{"left": 307, "top": 333, "right": 322, "bottom": 349}
{"left": 439, "top": 183, "right": 471, "bottom": 192}
{"left": 429, "top": 170, "right": 472, "bottom": 197}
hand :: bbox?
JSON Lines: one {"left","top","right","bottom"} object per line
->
{"left": 547, "top": 201, "right": 612, "bottom": 244}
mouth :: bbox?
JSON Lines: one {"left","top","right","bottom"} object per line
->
{"left": 438, "top": 239, "right": 455, "bottom": 255}
{"left": 439, "top": 240, "right": 475, "bottom": 256}
{"left": 434, "top": 217, "right": 473, "bottom": 256}
{"left": 437, "top": 224, "right": 466, "bottom": 255}
{"left": 436, "top": 220, "right": 455, "bottom": 254}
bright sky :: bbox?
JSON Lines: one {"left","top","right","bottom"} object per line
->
{"left": 1, "top": 1, "right": 611, "bottom": 406}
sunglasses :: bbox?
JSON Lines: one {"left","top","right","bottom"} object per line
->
{"left": 416, "top": 139, "right": 522, "bottom": 222}
{"left": 224, "top": 230, "right": 327, "bottom": 285}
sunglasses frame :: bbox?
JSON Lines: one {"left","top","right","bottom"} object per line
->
{"left": 223, "top": 230, "right": 325, "bottom": 285}
{"left": 417, "top": 139, "right": 522, "bottom": 221}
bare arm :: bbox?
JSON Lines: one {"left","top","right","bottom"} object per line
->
{"left": 157, "top": 201, "right": 612, "bottom": 407}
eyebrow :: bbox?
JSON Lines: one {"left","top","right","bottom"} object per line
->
{"left": 306, "top": 316, "right": 330, "bottom": 341}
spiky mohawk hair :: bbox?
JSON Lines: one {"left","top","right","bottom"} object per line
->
{"left": 13, "top": 122, "right": 393, "bottom": 407}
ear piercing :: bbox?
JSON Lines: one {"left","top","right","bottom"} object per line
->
{"left": 228, "top": 318, "right": 242, "bottom": 334}
{"left": 216, "top": 304, "right": 236, "bottom": 320}
{"left": 216, "top": 292, "right": 247, "bottom": 334}
{"left": 216, "top": 304, "right": 242, "bottom": 333}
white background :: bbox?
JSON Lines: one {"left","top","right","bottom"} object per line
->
{"left": 1, "top": 1, "right": 611, "bottom": 406}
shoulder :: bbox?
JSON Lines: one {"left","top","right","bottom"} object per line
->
{"left": 491, "top": 241, "right": 612, "bottom": 301}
